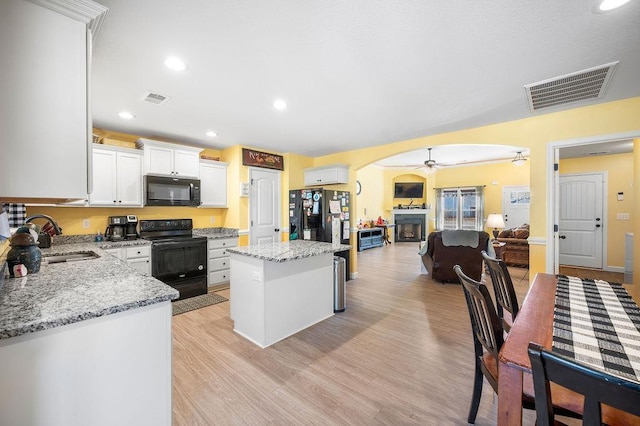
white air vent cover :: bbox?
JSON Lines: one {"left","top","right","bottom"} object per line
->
{"left": 524, "top": 61, "right": 618, "bottom": 111}
{"left": 141, "top": 91, "right": 170, "bottom": 105}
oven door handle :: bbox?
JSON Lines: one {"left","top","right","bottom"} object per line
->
{"left": 152, "top": 241, "right": 186, "bottom": 248}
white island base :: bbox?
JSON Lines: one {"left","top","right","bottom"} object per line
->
{"left": 230, "top": 252, "right": 334, "bottom": 348}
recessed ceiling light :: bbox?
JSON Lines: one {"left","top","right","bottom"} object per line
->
{"left": 273, "top": 99, "right": 287, "bottom": 110}
{"left": 599, "top": 0, "right": 631, "bottom": 11}
{"left": 164, "top": 56, "right": 186, "bottom": 71}
{"left": 118, "top": 111, "right": 135, "bottom": 119}
{"left": 206, "top": 131, "right": 217, "bottom": 137}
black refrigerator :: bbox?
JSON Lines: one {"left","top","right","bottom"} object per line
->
{"left": 289, "top": 188, "right": 351, "bottom": 280}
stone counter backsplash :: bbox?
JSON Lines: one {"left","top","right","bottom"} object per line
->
{"left": 193, "top": 227, "right": 238, "bottom": 239}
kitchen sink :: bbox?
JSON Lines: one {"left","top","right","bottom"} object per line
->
{"left": 43, "top": 251, "right": 100, "bottom": 264}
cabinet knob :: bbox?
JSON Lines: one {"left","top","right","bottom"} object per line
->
{"left": 113, "top": 200, "right": 117, "bottom": 203}
{"left": 118, "top": 200, "right": 122, "bottom": 203}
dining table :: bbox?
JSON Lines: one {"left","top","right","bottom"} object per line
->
{"left": 497, "top": 272, "right": 640, "bottom": 425}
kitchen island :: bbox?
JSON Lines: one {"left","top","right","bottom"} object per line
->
{"left": 0, "top": 241, "right": 178, "bottom": 426}
{"left": 228, "top": 240, "right": 350, "bottom": 348}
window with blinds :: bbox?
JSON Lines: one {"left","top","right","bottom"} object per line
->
{"left": 435, "top": 186, "right": 484, "bottom": 231}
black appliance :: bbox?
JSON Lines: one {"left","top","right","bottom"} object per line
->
{"left": 289, "top": 188, "right": 351, "bottom": 280}
{"left": 125, "top": 214, "right": 138, "bottom": 239}
{"left": 144, "top": 175, "right": 201, "bottom": 207}
{"left": 105, "top": 215, "right": 127, "bottom": 241}
{"left": 140, "top": 219, "right": 207, "bottom": 301}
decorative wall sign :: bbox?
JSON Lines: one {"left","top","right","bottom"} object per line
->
{"left": 242, "top": 148, "right": 284, "bottom": 170}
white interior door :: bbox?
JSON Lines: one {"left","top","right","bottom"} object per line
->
{"left": 558, "top": 173, "right": 604, "bottom": 268}
{"left": 249, "top": 168, "right": 281, "bottom": 245}
{"left": 501, "top": 186, "right": 530, "bottom": 228}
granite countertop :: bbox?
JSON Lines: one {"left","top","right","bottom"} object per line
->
{"left": 193, "top": 227, "right": 238, "bottom": 239}
{"left": 0, "top": 242, "right": 178, "bottom": 340}
{"left": 228, "top": 240, "right": 351, "bottom": 263}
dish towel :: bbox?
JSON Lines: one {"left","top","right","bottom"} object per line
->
{"left": 2, "top": 203, "right": 26, "bottom": 227}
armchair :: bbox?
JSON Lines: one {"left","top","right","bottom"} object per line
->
{"left": 420, "top": 230, "right": 491, "bottom": 283}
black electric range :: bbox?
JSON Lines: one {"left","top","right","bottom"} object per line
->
{"left": 140, "top": 219, "right": 207, "bottom": 301}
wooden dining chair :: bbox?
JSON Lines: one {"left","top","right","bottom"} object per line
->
{"left": 454, "top": 264, "right": 535, "bottom": 424}
{"left": 528, "top": 343, "right": 640, "bottom": 425}
{"left": 481, "top": 250, "right": 519, "bottom": 332}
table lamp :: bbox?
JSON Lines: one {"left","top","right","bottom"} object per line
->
{"left": 486, "top": 213, "right": 505, "bottom": 240}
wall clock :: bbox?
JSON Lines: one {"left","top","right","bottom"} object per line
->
{"left": 356, "top": 180, "right": 362, "bottom": 195}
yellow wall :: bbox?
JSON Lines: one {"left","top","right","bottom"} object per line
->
{"left": 633, "top": 139, "right": 640, "bottom": 302}
{"left": 313, "top": 96, "right": 640, "bottom": 278}
{"left": 430, "top": 160, "right": 530, "bottom": 235}
{"left": 8, "top": 98, "right": 640, "bottom": 283}
{"left": 355, "top": 165, "right": 386, "bottom": 224}
{"left": 24, "top": 206, "right": 225, "bottom": 236}
{"left": 559, "top": 153, "right": 633, "bottom": 268}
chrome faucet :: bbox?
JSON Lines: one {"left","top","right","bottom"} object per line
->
{"left": 25, "top": 214, "right": 63, "bottom": 235}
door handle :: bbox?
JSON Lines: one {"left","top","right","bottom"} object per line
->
{"left": 275, "top": 228, "right": 280, "bottom": 232}
{"left": 559, "top": 235, "right": 566, "bottom": 239}
{"left": 596, "top": 217, "right": 601, "bottom": 221}
{"left": 596, "top": 224, "right": 601, "bottom": 228}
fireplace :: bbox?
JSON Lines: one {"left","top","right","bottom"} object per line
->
{"left": 395, "top": 214, "right": 425, "bottom": 242}
{"left": 391, "top": 208, "right": 430, "bottom": 243}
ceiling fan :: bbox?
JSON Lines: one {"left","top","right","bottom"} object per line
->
{"left": 416, "top": 147, "right": 438, "bottom": 173}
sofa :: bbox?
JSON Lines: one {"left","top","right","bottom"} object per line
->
{"left": 420, "top": 230, "right": 491, "bottom": 283}
{"left": 496, "top": 224, "right": 530, "bottom": 267}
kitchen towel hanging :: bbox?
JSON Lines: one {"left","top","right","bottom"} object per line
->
{"left": 2, "top": 203, "right": 26, "bottom": 227}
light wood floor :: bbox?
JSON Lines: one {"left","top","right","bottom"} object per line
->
{"left": 558, "top": 265, "right": 624, "bottom": 283}
{"left": 172, "top": 243, "right": 537, "bottom": 425}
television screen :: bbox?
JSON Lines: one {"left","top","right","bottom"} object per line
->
{"left": 394, "top": 182, "right": 424, "bottom": 198}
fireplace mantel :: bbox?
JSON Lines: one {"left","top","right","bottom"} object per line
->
{"left": 391, "top": 208, "right": 429, "bottom": 215}
{"left": 391, "top": 209, "right": 430, "bottom": 242}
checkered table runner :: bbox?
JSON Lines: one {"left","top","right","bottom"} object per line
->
{"left": 552, "top": 275, "right": 640, "bottom": 382}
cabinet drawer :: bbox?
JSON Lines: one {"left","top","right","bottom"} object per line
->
{"left": 105, "top": 248, "right": 124, "bottom": 260}
{"left": 125, "top": 245, "right": 151, "bottom": 259}
{"left": 208, "top": 247, "right": 229, "bottom": 259}
{"left": 208, "top": 257, "right": 229, "bottom": 272}
{"left": 209, "top": 269, "right": 230, "bottom": 284}
{"left": 208, "top": 238, "right": 237, "bottom": 249}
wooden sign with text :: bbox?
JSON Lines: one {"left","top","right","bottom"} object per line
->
{"left": 242, "top": 148, "right": 284, "bottom": 171}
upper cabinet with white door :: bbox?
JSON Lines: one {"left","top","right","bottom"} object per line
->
{"left": 304, "top": 164, "right": 349, "bottom": 186}
{"left": 136, "top": 139, "right": 202, "bottom": 178}
{"left": 0, "top": 0, "right": 107, "bottom": 202}
{"left": 199, "top": 160, "right": 228, "bottom": 207}
{"left": 90, "top": 145, "right": 143, "bottom": 207}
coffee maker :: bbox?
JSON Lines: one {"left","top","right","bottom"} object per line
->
{"left": 105, "top": 216, "right": 127, "bottom": 241}
{"left": 125, "top": 215, "right": 138, "bottom": 239}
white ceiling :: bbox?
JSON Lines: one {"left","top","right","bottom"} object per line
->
{"left": 91, "top": 0, "right": 640, "bottom": 159}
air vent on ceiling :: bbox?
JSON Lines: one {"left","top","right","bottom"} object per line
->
{"left": 141, "top": 91, "right": 170, "bottom": 105}
{"left": 524, "top": 61, "right": 618, "bottom": 112}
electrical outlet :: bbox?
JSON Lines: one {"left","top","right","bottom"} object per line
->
{"left": 82, "top": 219, "right": 90, "bottom": 228}
{"left": 210, "top": 216, "right": 215, "bottom": 224}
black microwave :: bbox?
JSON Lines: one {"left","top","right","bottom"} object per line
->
{"left": 144, "top": 175, "right": 201, "bottom": 207}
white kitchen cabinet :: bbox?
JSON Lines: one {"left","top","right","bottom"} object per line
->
{"left": 137, "top": 138, "right": 202, "bottom": 178}
{"left": 0, "top": 302, "right": 172, "bottom": 426}
{"left": 0, "top": 0, "right": 107, "bottom": 202}
{"left": 89, "top": 146, "right": 143, "bottom": 207}
{"left": 105, "top": 245, "right": 151, "bottom": 276}
{"left": 303, "top": 164, "right": 349, "bottom": 186}
{"left": 200, "top": 160, "right": 228, "bottom": 207}
{"left": 208, "top": 237, "right": 237, "bottom": 289}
